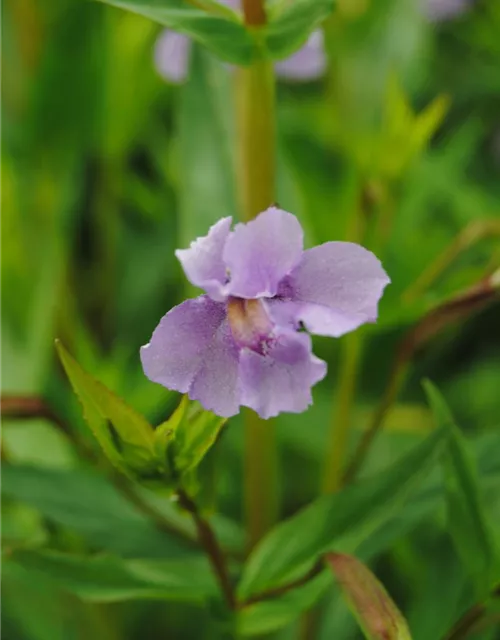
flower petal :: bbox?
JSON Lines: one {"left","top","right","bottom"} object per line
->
{"left": 275, "top": 31, "right": 327, "bottom": 82}
{"left": 273, "top": 242, "right": 390, "bottom": 337}
{"left": 189, "top": 319, "right": 240, "bottom": 417}
{"left": 239, "top": 331, "right": 326, "bottom": 419}
{"left": 141, "top": 296, "right": 226, "bottom": 393}
{"left": 154, "top": 30, "right": 191, "bottom": 84}
{"left": 176, "top": 217, "right": 232, "bottom": 302}
{"left": 223, "top": 207, "right": 304, "bottom": 299}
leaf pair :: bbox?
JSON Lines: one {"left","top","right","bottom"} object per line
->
{"left": 56, "top": 341, "right": 225, "bottom": 492}
{"left": 95, "top": 0, "right": 334, "bottom": 64}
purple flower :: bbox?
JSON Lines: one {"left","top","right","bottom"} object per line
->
{"left": 154, "top": 29, "right": 326, "bottom": 84}
{"left": 423, "top": 0, "right": 474, "bottom": 21}
{"left": 141, "top": 208, "right": 389, "bottom": 419}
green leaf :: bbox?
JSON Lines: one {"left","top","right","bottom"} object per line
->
{"left": 266, "top": 0, "right": 334, "bottom": 60}
{"left": 95, "top": 0, "right": 255, "bottom": 64}
{"left": 238, "top": 571, "right": 332, "bottom": 636}
{"left": 238, "top": 427, "right": 447, "bottom": 598}
{"left": 176, "top": 44, "right": 237, "bottom": 247}
{"left": 55, "top": 341, "right": 160, "bottom": 480}
{"left": 1, "top": 464, "right": 193, "bottom": 559}
{"left": 424, "top": 381, "right": 500, "bottom": 597}
{"left": 173, "top": 406, "right": 227, "bottom": 476}
{"left": 2, "top": 561, "right": 110, "bottom": 640}
{"left": 326, "top": 553, "right": 412, "bottom": 640}
{"left": 154, "top": 395, "right": 190, "bottom": 466}
{"left": 1, "top": 464, "right": 244, "bottom": 557}
{"left": 6, "top": 550, "right": 216, "bottom": 602}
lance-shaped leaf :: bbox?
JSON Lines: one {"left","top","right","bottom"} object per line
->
{"left": 326, "top": 553, "right": 412, "bottom": 640}
{"left": 238, "top": 427, "right": 447, "bottom": 598}
{"left": 424, "top": 381, "right": 500, "bottom": 598}
{"left": 6, "top": 549, "right": 216, "bottom": 602}
{"left": 56, "top": 341, "right": 160, "bottom": 480}
{"left": 238, "top": 571, "right": 332, "bottom": 636}
{"left": 95, "top": 0, "right": 255, "bottom": 64}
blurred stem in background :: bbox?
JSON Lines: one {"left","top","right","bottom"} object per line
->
{"left": 344, "top": 266, "right": 500, "bottom": 484}
{"left": 322, "top": 178, "right": 367, "bottom": 493}
{"left": 323, "top": 331, "right": 363, "bottom": 493}
{"left": 236, "top": 0, "right": 277, "bottom": 549}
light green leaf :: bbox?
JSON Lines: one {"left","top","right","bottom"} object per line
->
{"left": 56, "top": 341, "right": 159, "bottom": 479}
{"left": 266, "top": 0, "right": 334, "bottom": 60}
{"left": 173, "top": 406, "right": 227, "bottom": 476}
{"left": 424, "top": 381, "right": 500, "bottom": 597}
{"left": 409, "top": 94, "right": 450, "bottom": 159}
{"left": 326, "top": 553, "right": 412, "bottom": 640}
{"left": 6, "top": 550, "right": 216, "bottom": 602}
{"left": 238, "top": 428, "right": 447, "bottom": 598}
{"left": 238, "top": 571, "right": 332, "bottom": 636}
{"left": 154, "top": 395, "right": 190, "bottom": 466}
{"left": 95, "top": 0, "right": 255, "bottom": 64}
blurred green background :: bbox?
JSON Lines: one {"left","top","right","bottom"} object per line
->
{"left": 2, "top": 0, "right": 500, "bottom": 638}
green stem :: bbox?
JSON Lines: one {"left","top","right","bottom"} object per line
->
{"left": 322, "top": 332, "right": 363, "bottom": 493}
{"left": 243, "top": 408, "right": 277, "bottom": 550}
{"left": 235, "top": 20, "right": 277, "bottom": 549}
{"left": 402, "top": 219, "right": 500, "bottom": 304}
{"left": 235, "top": 59, "right": 275, "bottom": 221}
{"left": 321, "top": 174, "right": 365, "bottom": 494}
{"left": 341, "top": 360, "right": 409, "bottom": 486}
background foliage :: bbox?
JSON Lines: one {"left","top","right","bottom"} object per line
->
{"left": 2, "top": 0, "right": 500, "bottom": 638}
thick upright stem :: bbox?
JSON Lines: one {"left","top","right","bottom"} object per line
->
{"left": 235, "top": 59, "right": 275, "bottom": 222}
{"left": 243, "top": 408, "right": 277, "bottom": 550}
{"left": 235, "top": 2, "right": 277, "bottom": 549}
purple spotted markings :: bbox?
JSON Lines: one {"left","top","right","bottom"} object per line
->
{"left": 141, "top": 208, "right": 390, "bottom": 419}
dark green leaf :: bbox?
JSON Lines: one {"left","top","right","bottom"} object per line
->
{"left": 238, "top": 571, "right": 332, "bottom": 636}
{"left": 357, "top": 429, "right": 500, "bottom": 562}
{"left": 6, "top": 550, "right": 216, "bottom": 602}
{"left": 326, "top": 553, "right": 412, "bottom": 640}
{"left": 1, "top": 464, "right": 193, "bottom": 558}
{"left": 266, "top": 0, "right": 334, "bottom": 60}
{"left": 424, "top": 381, "right": 500, "bottom": 597}
{"left": 238, "top": 428, "right": 447, "bottom": 598}
{"left": 176, "top": 44, "right": 237, "bottom": 247}
{"left": 2, "top": 561, "right": 110, "bottom": 640}
{"left": 1, "top": 464, "right": 244, "bottom": 557}
{"left": 95, "top": 0, "right": 255, "bottom": 64}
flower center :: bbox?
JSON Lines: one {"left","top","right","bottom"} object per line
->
{"left": 227, "top": 297, "right": 273, "bottom": 353}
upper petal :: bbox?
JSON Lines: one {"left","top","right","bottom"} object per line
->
{"left": 275, "top": 31, "right": 327, "bottom": 82}
{"left": 238, "top": 331, "right": 327, "bottom": 419}
{"left": 154, "top": 31, "right": 191, "bottom": 84}
{"left": 140, "top": 296, "right": 227, "bottom": 393}
{"left": 277, "top": 242, "right": 390, "bottom": 337}
{"left": 175, "top": 217, "right": 232, "bottom": 302}
{"left": 223, "top": 207, "right": 304, "bottom": 299}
